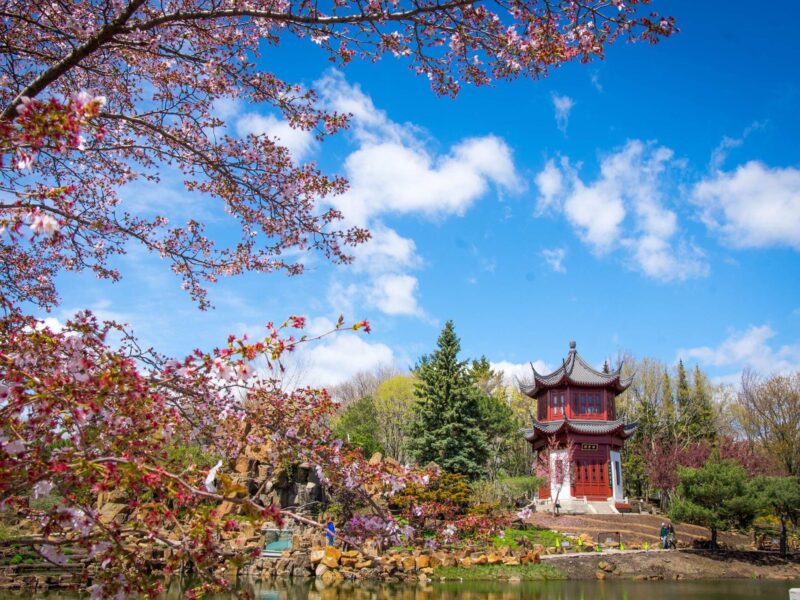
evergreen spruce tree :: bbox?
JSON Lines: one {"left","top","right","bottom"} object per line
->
{"left": 660, "top": 369, "right": 676, "bottom": 441}
{"left": 676, "top": 360, "right": 692, "bottom": 444}
{"left": 410, "top": 321, "right": 488, "bottom": 480}
{"left": 689, "top": 365, "right": 717, "bottom": 442}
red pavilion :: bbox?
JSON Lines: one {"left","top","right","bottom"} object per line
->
{"left": 520, "top": 341, "right": 638, "bottom": 510}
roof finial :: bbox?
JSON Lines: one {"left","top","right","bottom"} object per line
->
{"left": 569, "top": 340, "right": 576, "bottom": 352}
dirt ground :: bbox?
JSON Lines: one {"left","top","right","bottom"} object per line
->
{"left": 527, "top": 512, "right": 752, "bottom": 548}
{"left": 540, "top": 549, "right": 800, "bottom": 580}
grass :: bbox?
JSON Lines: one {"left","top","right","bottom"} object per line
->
{"left": 434, "top": 562, "right": 564, "bottom": 581}
{"left": 492, "top": 527, "right": 577, "bottom": 550}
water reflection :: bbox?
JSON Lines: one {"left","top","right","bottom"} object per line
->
{"left": 18, "top": 578, "right": 800, "bottom": 600}
{"left": 191, "top": 578, "right": 798, "bottom": 600}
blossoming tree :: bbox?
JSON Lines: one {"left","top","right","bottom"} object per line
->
{"left": 0, "top": 0, "right": 676, "bottom": 595}
{"left": 1, "top": 0, "right": 674, "bottom": 308}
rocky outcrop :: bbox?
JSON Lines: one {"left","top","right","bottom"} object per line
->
{"left": 240, "top": 541, "right": 543, "bottom": 584}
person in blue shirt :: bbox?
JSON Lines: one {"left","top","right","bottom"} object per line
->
{"left": 326, "top": 520, "right": 335, "bottom": 546}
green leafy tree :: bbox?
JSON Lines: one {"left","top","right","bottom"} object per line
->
{"left": 410, "top": 321, "right": 488, "bottom": 480}
{"left": 471, "top": 356, "right": 504, "bottom": 395}
{"left": 373, "top": 375, "right": 417, "bottom": 463}
{"left": 752, "top": 476, "right": 800, "bottom": 557}
{"left": 332, "top": 395, "right": 384, "bottom": 457}
{"left": 669, "top": 457, "right": 758, "bottom": 549}
{"left": 477, "top": 392, "right": 521, "bottom": 481}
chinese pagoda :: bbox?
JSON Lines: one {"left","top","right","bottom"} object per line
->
{"left": 520, "top": 341, "right": 638, "bottom": 510}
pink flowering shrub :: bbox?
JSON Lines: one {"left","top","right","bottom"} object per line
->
{"left": 0, "top": 307, "right": 431, "bottom": 596}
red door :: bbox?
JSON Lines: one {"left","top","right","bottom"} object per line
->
{"left": 573, "top": 460, "right": 610, "bottom": 500}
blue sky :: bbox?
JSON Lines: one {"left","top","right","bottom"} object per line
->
{"left": 51, "top": 0, "right": 800, "bottom": 387}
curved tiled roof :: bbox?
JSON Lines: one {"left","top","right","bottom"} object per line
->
{"left": 518, "top": 341, "right": 634, "bottom": 397}
{"left": 521, "top": 418, "right": 639, "bottom": 442}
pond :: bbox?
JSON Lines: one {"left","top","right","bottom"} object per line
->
{"left": 10, "top": 578, "right": 800, "bottom": 600}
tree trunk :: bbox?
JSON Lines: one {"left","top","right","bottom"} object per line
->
{"left": 780, "top": 518, "right": 788, "bottom": 558}
{"left": 710, "top": 527, "right": 718, "bottom": 550}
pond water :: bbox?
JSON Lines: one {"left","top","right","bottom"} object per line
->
{"left": 8, "top": 578, "right": 800, "bottom": 600}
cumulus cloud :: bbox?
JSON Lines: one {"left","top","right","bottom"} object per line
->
{"left": 318, "top": 71, "right": 521, "bottom": 227}
{"left": 350, "top": 224, "right": 420, "bottom": 274}
{"left": 288, "top": 331, "right": 396, "bottom": 388}
{"left": 367, "top": 274, "right": 423, "bottom": 317}
{"left": 333, "top": 136, "right": 520, "bottom": 226}
{"left": 678, "top": 325, "right": 800, "bottom": 380}
{"left": 236, "top": 113, "right": 315, "bottom": 162}
{"left": 533, "top": 141, "right": 708, "bottom": 281}
{"left": 552, "top": 93, "right": 575, "bottom": 134}
{"left": 541, "top": 248, "right": 567, "bottom": 273}
{"left": 534, "top": 159, "right": 564, "bottom": 215}
{"left": 317, "top": 71, "right": 521, "bottom": 319}
{"left": 692, "top": 161, "right": 800, "bottom": 250}
{"left": 490, "top": 360, "right": 552, "bottom": 386}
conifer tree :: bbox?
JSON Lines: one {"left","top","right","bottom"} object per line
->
{"left": 410, "top": 321, "right": 488, "bottom": 480}
{"left": 661, "top": 369, "right": 676, "bottom": 441}
{"left": 690, "top": 365, "right": 717, "bottom": 442}
{"left": 676, "top": 360, "right": 692, "bottom": 444}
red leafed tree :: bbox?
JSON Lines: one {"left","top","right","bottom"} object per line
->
{"left": 0, "top": 309, "right": 435, "bottom": 596}
{"left": 535, "top": 434, "right": 576, "bottom": 516}
{"left": 645, "top": 436, "right": 776, "bottom": 509}
{"left": 1, "top": 0, "right": 674, "bottom": 308}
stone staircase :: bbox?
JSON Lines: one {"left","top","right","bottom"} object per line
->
{"left": 536, "top": 497, "right": 620, "bottom": 515}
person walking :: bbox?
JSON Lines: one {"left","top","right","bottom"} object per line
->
{"left": 667, "top": 523, "right": 677, "bottom": 549}
{"left": 660, "top": 522, "right": 668, "bottom": 549}
{"left": 326, "top": 520, "right": 336, "bottom": 546}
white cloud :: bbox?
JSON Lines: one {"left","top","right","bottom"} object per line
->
{"left": 335, "top": 136, "right": 520, "bottom": 226}
{"left": 708, "top": 120, "right": 766, "bottom": 170}
{"left": 367, "top": 274, "right": 422, "bottom": 317}
{"left": 318, "top": 71, "right": 521, "bottom": 227}
{"left": 541, "top": 247, "right": 566, "bottom": 273}
{"left": 316, "top": 71, "right": 522, "bottom": 319}
{"left": 552, "top": 93, "right": 575, "bottom": 134}
{"left": 692, "top": 161, "right": 800, "bottom": 250}
{"left": 235, "top": 113, "right": 315, "bottom": 162}
{"left": 534, "top": 159, "right": 564, "bottom": 214}
{"left": 289, "top": 332, "right": 396, "bottom": 388}
{"left": 678, "top": 325, "right": 800, "bottom": 378}
{"left": 490, "top": 360, "right": 552, "bottom": 386}
{"left": 590, "top": 72, "right": 603, "bottom": 93}
{"left": 534, "top": 141, "right": 708, "bottom": 281}
{"left": 350, "top": 224, "right": 420, "bottom": 273}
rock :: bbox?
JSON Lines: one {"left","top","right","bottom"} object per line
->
{"left": 98, "top": 502, "right": 128, "bottom": 525}
{"left": 322, "top": 546, "right": 341, "bottom": 568}
{"left": 355, "top": 560, "right": 373, "bottom": 569}
{"left": 458, "top": 557, "right": 473, "bottom": 568}
{"left": 401, "top": 556, "right": 416, "bottom": 572}
{"left": 595, "top": 570, "right": 606, "bottom": 580}
{"left": 234, "top": 455, "right": 251, "bottom": 474}
{"left": 598, "top": 560, "right": 613, "bottom": 572}
{"left": 310, "top": 549, "right": 325, "bottom": 564}
{"left": 502, "top": 556, "right": 520, "bottom": 566}
{"left": 315, "top": 563, "right": 329, "bottom": 577}
{"left": 320, "top": 568, "right": 342, "bottom": 586}
{"left": 486, "top": 553, "right": 502, "bottom": 565}
{"left": 415, "top": 555, "right": 430, "bottom": 570}
{"left": 368, "top": 452, "right": 383, "bottom": 466}
{"left": 342, "top": 550, "right": 360, "bottom": 558}
{"left": 340, "top": 557, "right": 358, "bottom": 568}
